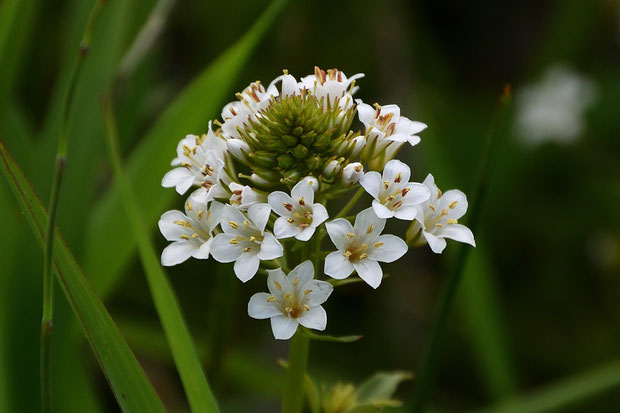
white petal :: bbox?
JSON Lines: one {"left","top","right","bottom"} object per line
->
{"left": 288, "top": 260, "right": 315, "bottom": 287}
{"left": 423, "top": 174, "right": 440, "bottom": 201}
{"left": 382, "top": 159, "right": 411, "bottom": 184}
{"left": 354, "top": 208, "right": 385, "bottom": 240}
{"left": 193, "top": 238, "right": 213, "bottom": 259}
{"left": 324, "top": 251, "right": 354, "bottom": 279}
{"left": 401, "top": 183, "right": 431, "bottom": 206}
{"left": 234, "top": 252, "right": 260, "bottom": 282}
{"left": 311, "top": 204, "right": 329, "bottom": 227}
{"left": 248, "top": 293, "right": 282, "bottom": 319}
{"left": 439, "top": 224, "right": 476, "bottom": 247}
{"left": 301, "top": 176, "right": 319, "bottom": 191}
{"left": 295, "top": 226, "right": 316, "bottom": 241}
{"left": 423, "top": 231, "right": 447, "bottom": 254}
{"left": 257, "top": 233, "right": 284, "bottom": 260}
{"left": 162, "top": 168, "right": 194, "bottom": 194}
{"left": 360, "top": 171, "right": 382, "bottom": 199}
{"left": 248, "top": 203, "right": 271, "bottom": 232}
{"left": 368, "top": 234, "right": 408, "bottom": 263}
{"left": 274, "top": 217, "right": 301, "bottom": 239}
{"left": 439, "top": 190, "right": 469, "bottom": 219}
{"left": 220, "top": 205, "right": 247, "bottom": 234}
{"left": 355, "top": 100, "right": 375, "bottom": 127}
{"left": 210, "top": 234, "right": 242, "bottom": 262}
{"left": 407, "top": 135, "right": 422, "bottom": 146}
{"left": 371, "top": 200, "right": 395, "bottom": 219}
{"left": 298, "top": 306, "right": 327, "bottom": 331}
{"left": 267, "top": 268, "right": 290, "bottom": 297}
{"left": 325, "top": 219, "right": 354, "bottom": 250}
{"left": 394, "top": 205, "right": 418, "bottom": 220}
{"left": 291, "top": 179, "right": 315, "bottom": 205}
{"left": 270, "top": 315, "right": 298, "bottom": 340}
{"left": 158, "top": 210, "right": 190, "bottom": 241}
{"left": 353, "top": 260, "right": 383, "bottom": 289}
{"left": 304, "top": 280, "right": 333, "bottom": 306}
{"left": 161, "top": 241, "right": 196, "bottom": 266}
{"left": 268, "top": 191, "right": 295, "bottom": 217}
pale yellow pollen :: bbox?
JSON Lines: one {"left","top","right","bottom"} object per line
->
{"left": 229, "top": 221, "right": 239, "bottom": 229}
{"left": 186, "top": 201, "right": 193, "bottom": 211}
{"left": 304, "top": 289, "right": 312, "bottom": 295}
{"left": 384, "top": 180, "right": 390, "bottom": 189}
{"left": 346, "top": 232, "right": 355, "bottom": 238}
{"left": 229, "top": 239, "right": 238, "bottom": 245}
{"left": 242, "top": 247, "right": 252, "bottom": 252}
{"left": 274, "top": 281, "right": 282, "bottom": 290}
{"left": 191, "top": 233, "right": 198, "bottom": 238}
{"left": 344, "top": 250, "right": 352, "bottom": 258}
{"left": 447, "top": 219, "right": 458, "bottom": 224}
{"left": 284, "top": 293, "right": 293, "bottom": 300}
{"left": 428, "top": 204, "right": 436, "bottom": 212}
{"left": 359, "top": 253, "right": 368, "bottom": 260}
{"left": 440, "top": 209, "right": 448, "bottom": 217}
{"left": 287, "top": 218, "right": 295, "bottom": 223}
{"left": 197, "top": 210, "right": 204, "bottom": 219}
{"left": 303, "top": 304, "right": 310, "bottom": 311}
{"left": 367, "top": 224, "right": 374, "bottom": 234}
{"left": 180, "top": 234, "right": 190, "bottom": 240}
{"left": 435, "top": 223, "right": 443, "bottom": 228}
{"left": 249, "top": 236, "right": 256, "bottom": 242}
{"left": 437, "top": 188, "right": 443, "bottom": 197}
{"left": 267, "top": 296, "right": 276, "bottom": 303}
{"left": 243, "top": 220, "right": 249, "bottom": 228}
{"left": 174, "top": 220, "right": 191, "bottom": 227}
{"left": 374, "top": 241, "right": 384, "bottom": 248}
{"left": 285, "top": 307, "right": 293, "bottom": 314}
{"left": 449, "top": 201, "right": 458, "bottom": 209}
{"left": 293, "top": 277, "right": 299, "bottom": 286}
{"left": 360, "top": 244, "right": 368, "bottom": 251}
{"left": 181, "top": 161, "right": 191, "bottom": 169}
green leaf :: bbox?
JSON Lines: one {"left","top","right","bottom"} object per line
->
{"left": 356, "top": 371, "right": 413, "bottom": 404}
{"left": 84, "top": 0, "right": 288, "bottom": 298}
{"left": 278, "top": 359, "right": 321, "bottom": 413}
{"left": 302, "top": 329, "right": 363, "bottom": 343}
{"left": 103, "top": 96, "right": 219, "bottom": 413}
{"left": 0, "top": 139, "right": 166, "bottom": 413}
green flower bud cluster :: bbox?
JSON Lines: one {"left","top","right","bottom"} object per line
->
{"left": 236, "top": 91, "right": 360, "bottom": 189}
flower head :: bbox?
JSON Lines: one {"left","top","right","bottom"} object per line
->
{"left": 229, "top": 182, "right": 265, "bottom": 211}
{"left": 300, "top": 66, "right": 364, "bottom": 110}
{"left": 268, "top": 179, "right": 329, "bottom": 241}
{"left": 248, "top": 261, "right": 333, "bottom": 340}
{"left": 360, "top": 159, "right": 430, "bottom": 220}
{"left": 410, "top": 174, "right": 475, "bottom": 253}
{"left": 324, "top": 208, "right": 408, "bottom": 288}
{"left": 158, "top": 198, "right": 223, "bottom": 266}
{"left": 210, "top": 204, "right": 283, "bottom": 281}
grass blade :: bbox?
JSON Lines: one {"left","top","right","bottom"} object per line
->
{"left": 102, "top": 95, "right": 219, "bottom": 412}
{"left": 84, "top": 0, "right": 289, "bottom": 298}
{"left": 0, "top": 139, "right": 167, "bottom": 413}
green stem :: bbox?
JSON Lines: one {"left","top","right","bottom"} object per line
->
{"left": 282, "top": 331, "right": 310, "bottom": 413}
{"left": 334, "top": 187, "right": 364, "bottom": 219}
{"left": 410, "top": 86, "right": 511, "bottom": 412}
{"left": 40, "top": 2, "right": 105, "bottom": 412}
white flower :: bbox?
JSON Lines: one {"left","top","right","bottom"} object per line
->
{"left": 248, "top": 261, "right": 333, "bottom": 340}
{"left": 356, "top": 100, "right": 426, "bottom": 160}
{"left": 210, "top": 204, "right": 283, "bottom": 282}
{"left": 360, "top": 159, "right": 430, "bottom": 220}
{"left": 270, "top": 72, "right": 302, "bottom": 97}
{"left": 342, "top": 162, "right": 364, "bottom": 185}
{"left": 515, "top": 65, "right": 597, "bottom": 145}
{"left": 300, "top": 66, "right": 364, "bottom": 109}
{"left": 268, "top": 180, "right": 329, "bottom": 241}
{"left": 300, "top": 175, "right": 319, "bottom": 191}
{"left": 229, "top": 182, "right": 265, "bottom": 211}
{"left": 221, "top": 81, "right": 280, "bottom": 139}
{"left": 324, "top": 208, "right": 408, "bottom": 289}
{"left": 162, "top": 125, "right": 228, "bottom": 202}
{"left": 323, "top": 159, "right": 342, "bottom": 177}
{"left": 411, "top": 174, "right": 475, "bottom": 254}
{"left": 158, "top": 198, "right": 223, "bottom": 266}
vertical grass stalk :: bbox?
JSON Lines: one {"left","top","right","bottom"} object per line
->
{"left": 41, "top": 2, "right": 104, "bottom": 411}
{"left": 410, "top": 86, "right": 511, "bottom": 412}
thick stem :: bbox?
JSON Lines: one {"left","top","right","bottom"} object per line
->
{"left": 334, "top": 187, "right": 364, "bottom": 219}
{"left": 282, "top": 331, "right": 310, "bottom": 413}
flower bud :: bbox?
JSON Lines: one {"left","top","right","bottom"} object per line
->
{"left": 277, "top": 153, "right": 295, "bottom": 169}
{"left": 282, "top": 134, "right": 299, "bottom": 147}
{"left": 301, "top": 175, "right": 319, "bottom": 190}
{"left": 250, "top": 150, "right": 277, "bottom": 167}
{"left": 323, "top": 159, "right": 341, "bottom": 178}
{"left": 342, "top": 162, "right": 363, "bottom": 185}
{"left": 292, "top": 144, "right": 308, "bottom": 160}
{"left": 227, "top": 138, "right": 250, "bottom": 161}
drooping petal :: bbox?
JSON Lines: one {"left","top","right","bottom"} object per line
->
{"left": 422, "top": 174, "right": 440, "bottom": 201}
{"left": 423, "top": 231, "right": 447, "bottom": 254}
{"left": 360, "top": 171, "right": 382, "bottom": 198}
{"left": 288, "top": 260, "right": 315, "bottom": 288}
{"left": 268, "top": 191, "right": 295, "bottom": 217}
{"left": 248, "top": 203, "right": 272, "bottom": 232}
{"left": 161, "top": 241, "right": 196, "bottom": 266}
{"left": 353, "top": 208, "right": 386, "bottom": 241}
{"left": 298, "top": 306, "right": 327, "bottom": 331}
{"left": 311, "top": 204, "right": 329, "bottom": 227}
{"left": 439, "top": 224, "right": 476, "bottom": 247}
{"left": 382, "top": 159, "right": 411, "bottom": 185}
{"left": 248, "top": 293, "right": 282, "bottom": 319}
{"left": 438, "top": 189, "right": 469, "bottom": 220}
{"left": 325, "top": 219, "right": 354, "bottom": 250}
{"left": 270, "top": 315, "right": 298, "bottom": 340}
{"left": 371, "top": 200, "right": 395, "bottom": 219}
{"left": 210, "top": 234, "right": 242, "bottom": 262}
{"left": 353, "top": 259, "right": 383, "bottom": 289}
{"left": 304, "top": 280, "right": 333, "bottom": 306}
{"left": 291, "top": 179, "right": 315, "bottom": 205}
{"left": 368, "top": 234, "right": 408, "bottom": 263}
{"left": 324, "top": 251, "right": 355, "bottom": 279}
{"left": 257, "top": 233, "right": 284, "bottom": 260}
{"left": 234, "top": 252, "right": 260, "bottom": 282}
{"left": 355, "top": 100, "right": 375, "bottom": 127}
{"left": 274, "top": 217, "right": 302, "bottom": 239}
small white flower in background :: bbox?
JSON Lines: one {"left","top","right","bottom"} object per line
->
{"left": 229, "top": 182, "right": 265, "bottom": 211}
{"left": 324, "top": 208, "right": 408, "bottom": 289}
{"left": 221, "top": 81, "right": 280, "bottom": 140}
{"left": 515, "top": 65, "right": 597, "bottom": 145}
{"left": 248, "top": 261, "right": 333, "bottom": 340}
{"left": 300, "top": 175, "right": 319, "bottom": 191}
{"left": 158, "top": 198, "right": 223, "bottom": 266}
{"left": 410, "top": 173, "right": 475, "bottom": 254}
{"left": 300, "top": 66, "right": 364, "bottom": 109}
{"left": 342, "top": 162, "right": 364, "bottom": 185}
{"left": 360, "top": 159, "right": 430, "bottom": 220}
{"left": 269, "top": 179, "right": 329, "bottom": 241}
{"left": 210, "top": 204, "right": 283, "bottom": 282}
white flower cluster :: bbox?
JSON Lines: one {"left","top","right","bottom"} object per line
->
{"left": 159, "top": 67, "right": 475, "bottom": 340}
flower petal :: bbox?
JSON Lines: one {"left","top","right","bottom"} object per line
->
{"left": 291, "top": 179, "right": 315, "bottom": 205}
{"left": 161, "top": 241, "right": 196, "bottom": 266}
{"left": 401, "top": 183, "right": 431, "bottom": 206}
{"left": 371, "top": 200, "right": 395, "bottom": 219}
{"left": 193, "top": 237, "right": 213, "bottom": 259}
{"left": 295, "top": 226, "right": 316, "bottom": 241}
{"left": 440, "top": 223, "right": 476, "bottom": 247}
{"left": 353, "top": 260, "right": 383, "bottom": 289}
{"left": 393, "top": 205, "right": 418, "bottom": 220}
{"left": 158, "top": 210, "right": 190, "bottom": 241}
{"left": 220, "top": 205, "right": 248, "bottom": 234}
{"left": 288, "top": 260, "right": 315, "bottom": 287}
{"left": 274, "top": 217, "right": 301, "bottom": 239}
{"left": 210, "top": 234, "right": 242, "bottom": 262}
{"left": 326, "top": 219, "right": 354, "bottom": 250}
{"left": 298, "top": 306, "right": 327, "bottom": 331}
{"left": 248, "top": 203, "right": 271, "bottom": 232}
{"left": 439, "top": 190, "right": 469, "bottom": 219}
{"left": 234, "top": 252, "right": 260, "bottom": 282}
{"left": 304, "top": 280, "right": 333, "bottom": 306}
{"left": 257, "top": 233, "right": 284, "bottom": 260}
{"left": 423, "top": 231, "right": 447, "bottom": 254}
{"left": 268, "top": 191, "right": 295, "bottom": 217}
{"left": 368, "top": 234, "right": 408, "bottom": 263}
{"left": 360, "top": 171, "right": 382, "bottom": 198}
{"left": 353, "top": 208, "right": 385, "bottom": 241}
{"left": 382, "top": 159, "right": 411, "bottom": 184}
{"left": 267, "top": 268, "right": 290, "bottom": 297}
{"left": 324, "top": 251, "right": 354, "bottom": 279}
{"left": 311, "top": 204, "right": 329, "bottom": 227}
{"left": 248, "top": 293, "right": 282, "bottom": 319}
{"left": 270, "top": 315, "right": 298, "bottom": 340}
{"left": 162, "top": 168, "right": 194, "bottom": 194}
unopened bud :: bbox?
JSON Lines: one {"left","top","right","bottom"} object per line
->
{"left": 342, "top": 162, "right": 363, "bottom": 185}
{"left": 277, "top": 153, "right": 295, "bottom": 169}
{"left": 292, "top": 144, "right": 308, "bottom": 160}
{"left": 227, "top": 138, "right": 249, "bottom": 160}
{"left": 323, "top": 159, "right": 341, "bottom": 178}
{"left": 300, "top": 176, "right": 319, "bottom": 191}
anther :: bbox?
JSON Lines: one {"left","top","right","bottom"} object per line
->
{"left": 384, "top": 180, "right": 390, "bottom": 189}
{"left": 394, "top": 173, "right": 402, "bottom": 183}
{"left": 304, "top": 289, "right": 312, "bottom": 295}
{"left": 447, "top": 219, "right": 458, "bottom": 224}
{"left": 242, "top": 247, "right": 252, "bottom": 252}
{"left": 428, "top": 204, "right": 436, "bottom": 211}
{"left": 284, "top": 293, "right": 292, "bottom": 300}
{"left": 174, "top": 220, "right": 191, "bottom": 227}
{"left": 435, "top": 223, "right": 443, "bottom": 228}
{"left": 186, "top": 201, "right": 193, "bottom": 211}
{"left": 344, "top": 251, "right": 352, "bottom": 258}
{"left": 298, "top": 197, "right": 305, "bottom": 206}
{"left": 367, "top": 224, "right": 374, "bottom": 234}
{"left": 449, "top": 201, "right": 458, "bottom": 209}
{"left": 287, "top": 218, "right": 295, "bottom": 224}
{"left": 197, "top": 210, "right": 204, "bottom": 219}
{"left": 229, "top": 221, "right": 239, "bottom": 229}
{"left": 229, "top": 239, "right": 238, "bottom": 245}
{"left": 267, "top": 296, "right": 276, "bottom": 303}
{"left": 359, "top": 253, "right": 368, "bottom": 260}
{"left": 249, "top": 236, "right": 256, "bottom": 242}
{"left": 180, "top": 234, "right": 190, "bottom": 240}
{"left": 393, "top": 201, "right": 403, "bottom": 209}
{"left": 192, "top": 233, "right": 198, "bottom": 238}
{"left": 346, "top": 232, "right": 355, "bottom": 238}
{"left": 243, "top": 220, "right": 249, "bottom": 228}
{"left": 401, "top": 188, "right": 410, "bottom": 197}
{"left": 374, "top": 242, "right": 384, "bottom": 248}
{"left": 303, "top": 304, "right": 310, "bottom": 311}
{"left": 274, "top": 281, "right": 282, "bottom": 290}
{"left": 293, "top": 277, "right": 299, "bottom": 286}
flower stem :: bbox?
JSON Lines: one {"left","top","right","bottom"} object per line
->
{"left": 334, "top": 187, "right": 365, "bottom": 219}
{"left": 410, "top": 85, "right": 511, "bottom": 412}
{"left": 282, "top": 330, "right": 310, "bottom": 413}
{"left": 41, "top": 2, "right": 105, "bottom": 412}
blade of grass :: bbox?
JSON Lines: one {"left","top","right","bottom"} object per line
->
{"left": 475, "top": 359, "right": 620, "bottom": 413}
{"left": 84, "top": 0, "right": 288, "bottom": 298}
{"left": 410, "top": 86, "right": 512, "bottom": 412}
{"left": 102, "top": 95, "right": 219, "bottom": 413}
{"left": 0, "top": 139, "right": 167, "bottom": 413}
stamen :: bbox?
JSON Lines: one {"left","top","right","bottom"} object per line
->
{"left": 287, "top": 218, "right": 295, "bottom": 224}
{"left": 428, "top": 204, "right": 436, "bottom": 212}
{"left": 393, "top": 201, "right": 403, "bottom": 209}
{"left": 359, "top": 253, "right": 368, "bottom": 260}
{"left": 437, "top": 188, "right": 443, "bottom": 197}
{"left": 197, "top": 210, "right": 204, "bottom": 219}
{"left": 242, "top": 247, "right": 252, "bottom": 252}
{"left": 298, "top": 197, "right": 305, "bottom": 206}
{"left": 303, "top": 304, "right": 310, "bottom": 311}
{"left": 374, "top": 241, "right": 384, "bottom": 248}
{"left": 274, "top": 281, "right": 282, "bottom": 290}
{"left": 180, "top": 234, "right": 190, "bottom": 240}
{"left": 367, "top": 224, "right": 374, "bottom": 234}
{"left": 447, "top": 219, "right": 458, "bottom": 224}
{"left": 284, "top": 293, "right": 292, "bottom": 300}
{"left": 394, "top": 173, "right": 402, "bottom": 183}
{"left": 229, "top": 239, "right": 238, "bottom": 245}
{"left": 384, "top": 180, "right": 390, "bottom": 189}
{"left": 186, "top": 201, "right": 193, "bottom": 211}
{"left": 401, "top": 187, "right": 410, "bottom": 197}
{"left": 360, "top": 243, "right": 368, "bottom": 251}
{"left": 449, "top": 201, "right": 458, "bottom": 209}
{"left": 304, "top": 289, "right": 312, "bottom": 295}
{"left": 283, "top": 202, "right": 293, "bottom": 211}
{"left": 249, "top": 236, "right": 256, "bottom": 242}
{"left": 181, "top": 162, "right": 191, "bottom": 169}
{"left": 293, "top": 277, "right": 299, "bottom": 286}
{"left": 243, "top": 220, "right": 249, "bottom": 228}
{"left": 346, "top": 232, "right": 355, "bottom": 238}
{"left": 191, "top": 233, "right": 198, "bottom": 238}
{"left": 435, "top": 223, "right": 443, "bottom": 228}
{"left": 267, "top": 296, "right": 276, "bottom": 303}
{"left": 229, "top": 221, "right": 239, "bottom": 229}
{"left": 174, "top": 220, "right": 191, "bottom": 227}
{"left": 344, "top": 250, "right": 352, "bottom": 258}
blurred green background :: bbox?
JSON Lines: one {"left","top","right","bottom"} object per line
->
{"left": 1, "top": 0, "right": 619, "bottom": 411}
